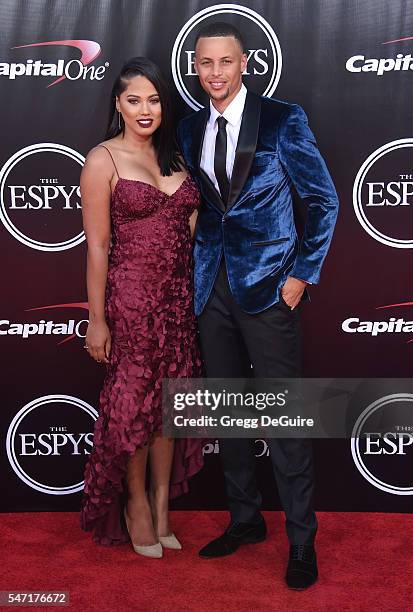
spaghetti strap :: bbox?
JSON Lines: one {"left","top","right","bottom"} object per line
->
{"left": 99, "top": 145, "right": 120, "bottom": 178}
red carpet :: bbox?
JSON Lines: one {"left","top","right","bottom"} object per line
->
{"left": 2, "top": 511, "right": 412, "bottom": 611}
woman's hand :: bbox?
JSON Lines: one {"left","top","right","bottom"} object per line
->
{"left": 85, "top": 320, "right": 111, "bottom": 364}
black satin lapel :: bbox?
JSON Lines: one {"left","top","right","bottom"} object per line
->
{"left": 193, "top": 107, "right": 225, "bottom": 213}
{"left": 191, "top": 107, "right": 208, "bottom": 170}
{"left": 227, "top": 92, "right": 261, "bottom": 211}
{"left": 200, "top": 169, "right": 226, "bottom": 212}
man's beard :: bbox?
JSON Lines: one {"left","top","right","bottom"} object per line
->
{"left": 209, "top": 86, "right": 230, "bottom": 101}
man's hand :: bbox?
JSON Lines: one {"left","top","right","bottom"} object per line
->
{"left": 281, "top": 276, "right": 308, "bottom": 310}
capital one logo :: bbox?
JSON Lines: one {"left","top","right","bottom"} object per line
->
{"left": 341, "top": 300, "right": 413, "bottom": 343}
{"left": 0, "top": 143, "right": 85, "bottom": 251}
{"left": 171, "top": 3, "right": 282, "bottom": 110}
{"left": 0, "top": 302, "right": 89, "bottom": 345}
{"left": 346, "top": 36, "right": 413, "bottom": 76}
{"left": 6, "top": 395, "right": 97, "bottom": 495}
{"left": 351, "top": 393, "right": 413, "bottom": 495}
{"left": 1, "top": 40, "right": 109, "bottom": 87}
{"left": 353, "top": 139, "right": 413, "bottom": 248}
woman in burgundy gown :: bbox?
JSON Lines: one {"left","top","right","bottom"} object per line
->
{"left": 79, "top": 58, "right": 203, "bottom": 554}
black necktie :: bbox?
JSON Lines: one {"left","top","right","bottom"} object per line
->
{"left": 214, "top": 116, "right": 230, "bottom": 205}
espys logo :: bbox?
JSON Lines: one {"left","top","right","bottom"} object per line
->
{"left": 0, "top": 302, "right": 89, "bottom": 345}
{"left": 1, "top": 40, "right": 109, "bottom": 87}
{"left": 346, "top": 36, "right": 413, "bottom": 76}
{"left": 0, "top": 143, "right": 85, "bottom": 251}
{"left": 342, "top": 300, "right": 413, "bottom": 343}
{"left": 351, "top": 393, "right": 413, "bottom": 495}
{"left": 172, "top": 3, "right": 282, "bottom": 110}
{"left": 6, "top": 395, "right": 97, "bottom": 495}
{"left": 353, "top": 139, "right": 413, "bottom": 248}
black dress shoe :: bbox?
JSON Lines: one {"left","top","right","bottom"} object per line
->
{"left": 199, "top": 519, "right": 267, "bottom": 558}
{"left": 285, "top": 544, "right": 318, "bottom": 590}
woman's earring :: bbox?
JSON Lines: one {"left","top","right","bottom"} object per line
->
{"left": 118, "top": 111, "right": 121, "bottom": 130}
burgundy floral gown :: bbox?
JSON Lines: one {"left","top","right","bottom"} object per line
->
{"left": 80, "top": 154, "right": 203, "bottom": 546}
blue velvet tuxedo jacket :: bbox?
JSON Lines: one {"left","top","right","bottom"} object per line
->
{"left": 177, "top": 91, "right": 339, "bottom": 316}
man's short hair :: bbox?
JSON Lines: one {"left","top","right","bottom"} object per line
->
{"left": 194, "top": 22, "right": 245, "bottom": 53}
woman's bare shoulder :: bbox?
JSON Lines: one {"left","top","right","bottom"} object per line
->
{"left": 83, "top": 142, "right": 117, "bottom": 175}
{"left": 80, "top": 146, "right": 116, "bottom": 191}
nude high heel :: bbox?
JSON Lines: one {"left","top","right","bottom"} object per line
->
{"left": 123, "top": 507, "right": 163, "bottom": 559}
{"left": 148, "top": 489, "right": 182, "bottom": 550}
{"left": 158, "top": 533, "right": 182, "bottom": 550}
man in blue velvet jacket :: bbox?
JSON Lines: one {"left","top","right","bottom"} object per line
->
{"left": 177, "top": 22, "right": 338, "bottom": 590}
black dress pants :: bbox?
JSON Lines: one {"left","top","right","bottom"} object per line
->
{"left": 198, "top": 263, "right": 317, "bottom": 545}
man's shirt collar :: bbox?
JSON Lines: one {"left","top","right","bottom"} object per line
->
{"left": 208, "top": 83, "right": 247, "bottom": 126}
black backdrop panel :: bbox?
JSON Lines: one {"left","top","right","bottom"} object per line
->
{"left": 1, "top": 0, "right": 412, "bottom": 513}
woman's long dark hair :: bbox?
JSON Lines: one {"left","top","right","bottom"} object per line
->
{"left": 106, "top": 57, "right": 183, "bottom": 176}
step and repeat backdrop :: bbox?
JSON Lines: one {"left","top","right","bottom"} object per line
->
{"left": 1, "top": 0, "right": 412, "bottom": 514}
